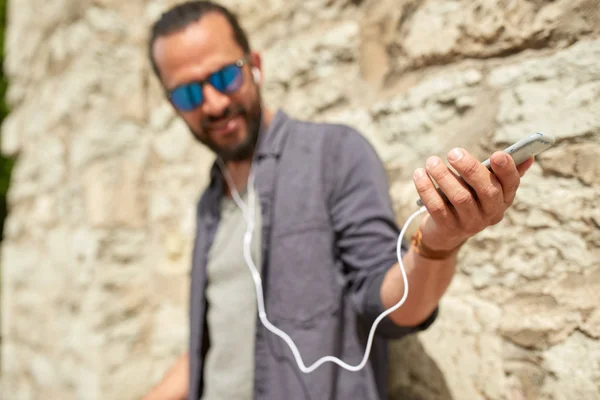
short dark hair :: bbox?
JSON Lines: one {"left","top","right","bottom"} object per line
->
{"left": 148, "top": 1, "right": 251, "bottom": 80}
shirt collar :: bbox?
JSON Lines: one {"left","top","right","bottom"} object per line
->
{"left": 255, "top": 108, "right": 289, "bottom": 158}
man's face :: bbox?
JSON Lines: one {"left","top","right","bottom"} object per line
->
{"left": 152, "top": 13, "right": 263, "bottom": 162}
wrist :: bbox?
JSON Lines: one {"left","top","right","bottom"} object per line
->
{"left": 411, "top": 226, "right": 466, "bottom": 260}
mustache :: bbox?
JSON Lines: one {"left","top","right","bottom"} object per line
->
{"left": 202, "top": 105, "right": 246, "bottom": 128}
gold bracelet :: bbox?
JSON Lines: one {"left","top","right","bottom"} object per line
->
{"left": 410, "top": 227, "right": 463, "bottom": 260}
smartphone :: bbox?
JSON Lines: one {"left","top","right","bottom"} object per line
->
{"left": 416, "top": 132, "right": 556, "bottom": 206}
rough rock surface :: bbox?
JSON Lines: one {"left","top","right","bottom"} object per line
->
{"left": 1, "top": 0, "right": 599, "bottom": 399}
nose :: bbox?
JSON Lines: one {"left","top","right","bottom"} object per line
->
{"left": 201, "top": 84, "right": 231, "bottom": 117}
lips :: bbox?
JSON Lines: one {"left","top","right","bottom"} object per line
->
{"left": 207, "top": 115, "right": 241, "bottom": 136}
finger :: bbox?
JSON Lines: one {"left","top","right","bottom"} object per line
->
{"left": 447, "top": 148, "right": 504, "bottom": 215}
{"left": 516, "top": 156, "right": 535, "bottom": 177}
{"left": 424, "top": 155, "right": 480, "bottom": 222}
{"left": 412, "top": 167, "right": 458, "bottom": 227}
{"left": 489, "top": 151, "right": 521, "bottom": 204}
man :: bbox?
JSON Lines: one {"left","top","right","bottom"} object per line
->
{"left": 143, "top": 2, "right": 534, "bottom": 399}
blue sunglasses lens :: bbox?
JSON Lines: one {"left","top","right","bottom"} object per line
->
{"left": 169, "top": 62, "right": 244, "bottom": 111}
{"left": 170, "top": 83, "right": 203, "bottom": 112}
{"left": 210, "top": 64, "right": 243, "bottom": 93}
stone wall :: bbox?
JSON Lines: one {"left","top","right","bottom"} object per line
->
{"left": 1, "top": 0, "right": 599, "bottom": 399}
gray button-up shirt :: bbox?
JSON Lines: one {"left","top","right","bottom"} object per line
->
{"left": 188, "top": 110, "right": 438, "bottom": 400}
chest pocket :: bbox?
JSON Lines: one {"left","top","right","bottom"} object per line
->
{"left": 266, "top": 223, "right": 342, "bottom": 324}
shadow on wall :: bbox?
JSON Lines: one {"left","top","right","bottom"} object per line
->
{"left": 388, "top": 335, "right": 454, "bottom": 400}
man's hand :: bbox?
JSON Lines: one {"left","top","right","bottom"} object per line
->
{"left": 141, "top": 353, "right": 189, "bottom": 400}
{"left": 413, "top": 148, "right": 535, "bottom": 251}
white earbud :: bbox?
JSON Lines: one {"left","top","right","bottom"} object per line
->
{"left": 252, "top": 67, "right": 261, "bottom": 84}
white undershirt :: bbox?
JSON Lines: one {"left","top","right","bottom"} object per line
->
{"left": 202, "top": 186, "right": 262, "bottom": 400}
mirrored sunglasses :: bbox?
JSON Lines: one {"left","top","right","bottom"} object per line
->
{"left": 168, "top": 58, "right": 246, "bottom": 112}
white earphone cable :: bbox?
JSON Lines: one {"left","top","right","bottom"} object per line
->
{"left": 217, "top": 160, "right": 428, "bottom": 373}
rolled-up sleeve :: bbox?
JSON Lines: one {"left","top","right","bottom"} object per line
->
{"left": 328, "top": 126, "right": 438, "bottom": 339}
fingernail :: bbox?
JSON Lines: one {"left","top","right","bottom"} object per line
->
{"left": 495, "top": 153, "right": 508, "bottom": 167}
{"left": 426, "top": 157, "right": 440, "bottom": 168}
{"left": 413, "top": 168, "right": 426, "bottom": 179}
{"left": 448, "top": 148, "right": 464, "bottom": 162}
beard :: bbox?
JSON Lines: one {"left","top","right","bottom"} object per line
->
{"left": 191, "top": 93, "right": 263, "bottom": 162}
